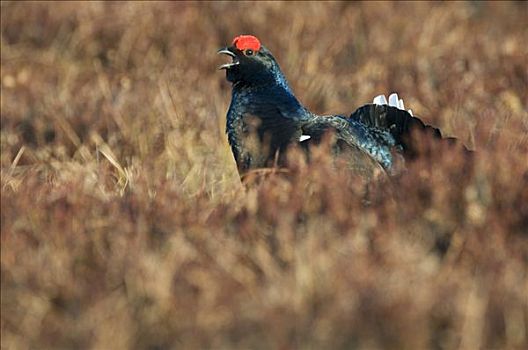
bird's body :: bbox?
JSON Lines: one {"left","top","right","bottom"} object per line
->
{"left": 226, "top": 80, "right": 308, "bottom": 173}
{"left": 219, "top": 35, "right": 467, "bottom": 179}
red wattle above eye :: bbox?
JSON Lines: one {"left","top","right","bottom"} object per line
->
{"left": 232, "top": 35, "right": 261, "bottom": 52}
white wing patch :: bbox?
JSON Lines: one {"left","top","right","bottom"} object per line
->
{"left": 299, "top": 135, "right": 311, "bottom": 142}
{"left": 372, "top": 92, "right": 413, "bottom": 116}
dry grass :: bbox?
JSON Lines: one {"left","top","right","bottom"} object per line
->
{"left": 1, "top": 2, "right": 528, "bottom": 349}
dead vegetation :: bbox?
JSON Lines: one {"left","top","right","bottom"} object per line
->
{"left": 1, "top": 2, "right": 527, "bottom": 349}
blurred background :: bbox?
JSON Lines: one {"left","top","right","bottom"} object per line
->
{"left": 1, "top": 2, "right": 527, "bottom": 349}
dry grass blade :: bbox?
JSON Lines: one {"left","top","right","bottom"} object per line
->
{"left": 97, "top": 144, "right": 130, "bottom": 195}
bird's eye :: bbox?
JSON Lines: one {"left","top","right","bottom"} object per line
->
{"left": 244, "top": 49, "right": 254, "bottom": 56}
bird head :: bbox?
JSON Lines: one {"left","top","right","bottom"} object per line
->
{"left": 218, "top": 35, "right": 282, "bottom": 86}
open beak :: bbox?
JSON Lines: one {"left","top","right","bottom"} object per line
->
{"left": 217, "top": 48, "right": 239, "bottom": 70}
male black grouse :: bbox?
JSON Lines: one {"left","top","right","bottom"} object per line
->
{"left": 218, "top": 35, "right": 466, "bottom": 179}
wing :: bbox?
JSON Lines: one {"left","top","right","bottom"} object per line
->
{"left": 301, "top": 114, "right": 396, "bottom": 171}
{"left": 300, "top": 93, "right": 470, "bottom": 174}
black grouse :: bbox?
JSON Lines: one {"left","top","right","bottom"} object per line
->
{"left": 218, "top": 35, "right": 466, "bottom": 179}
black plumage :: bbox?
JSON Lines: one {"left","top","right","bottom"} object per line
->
{"left": 218, "top": 35, "right": 468, "bottom": 179}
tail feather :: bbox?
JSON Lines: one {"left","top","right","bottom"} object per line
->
{"left": 301, "top": 94, "right": 471, "bottom": 175}
{"left": 349, "top": 103, "right": 467, "bottom": 160}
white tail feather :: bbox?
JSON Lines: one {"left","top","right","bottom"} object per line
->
{"left": 388, "top": 93, "right": 399, "bottom": 108}
{"left": 373, "top": 92, "right": 413, "bottom": 115}
{"left": 373, "top": 94, "right": 388, "bottom": 105}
